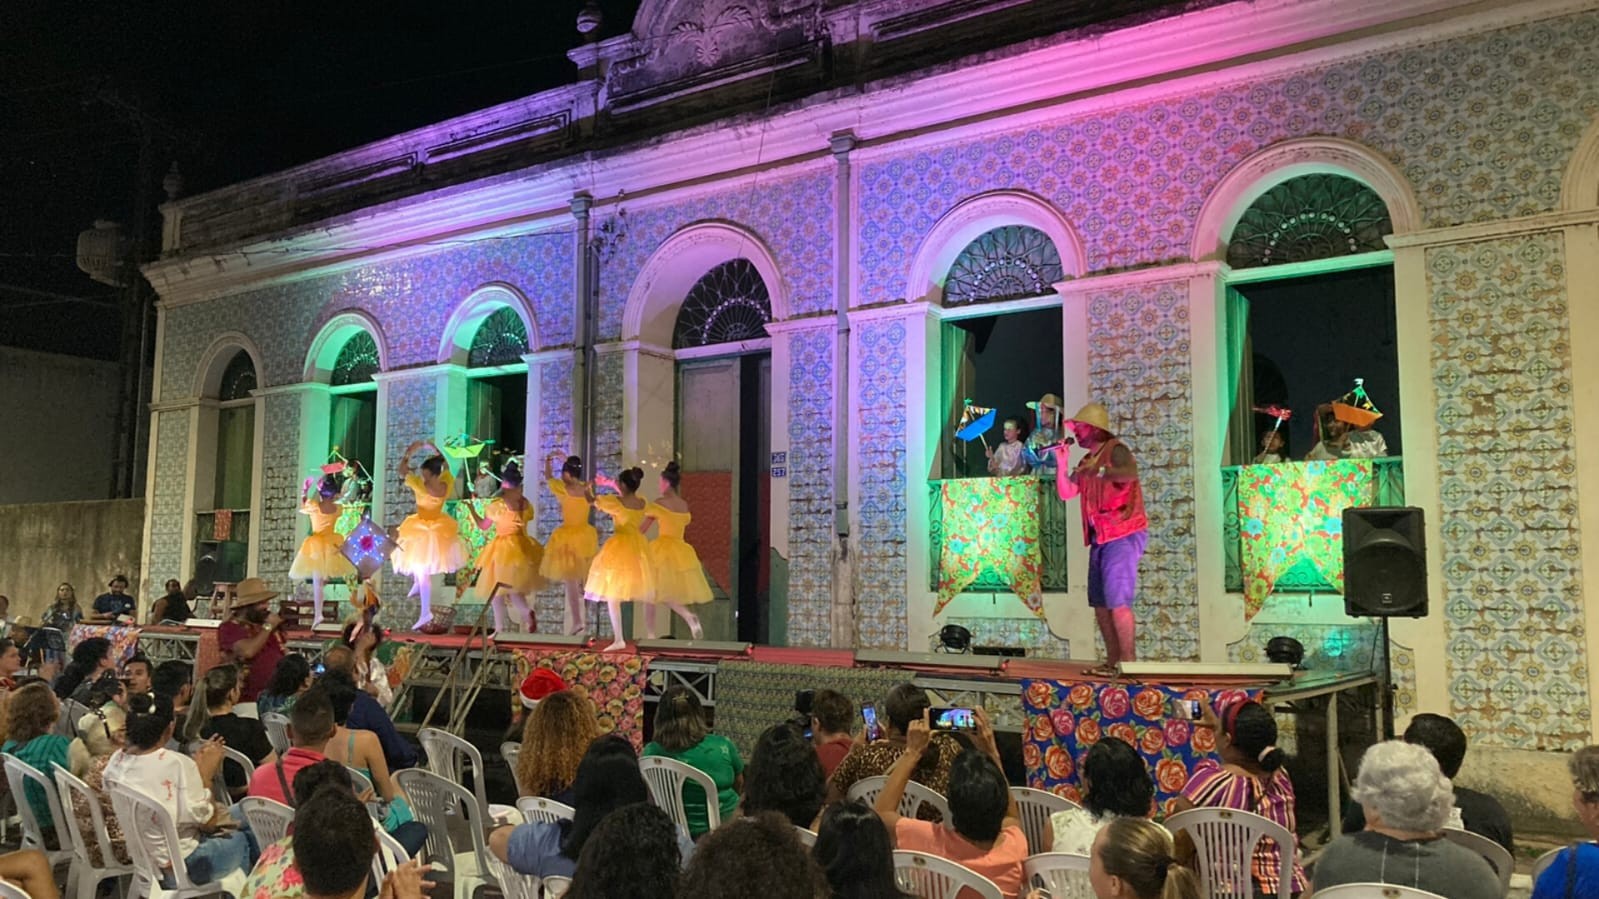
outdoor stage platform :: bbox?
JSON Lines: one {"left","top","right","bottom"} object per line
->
{"left": 114, "top": 622, "right": 1381, "bottom": 833}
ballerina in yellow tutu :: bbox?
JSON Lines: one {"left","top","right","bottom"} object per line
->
{"left": 584, "top": 466, "right": 656, "bottom": 652}
{"left": 289, "top": 473, "right": 358, "bottom": 625}
{"left": 392, "top": 439, "right": 469, "bottom": 630}
{"left": 468, "top": 459, "right": 544, "bottom": 634}
{"left": 540, "top": 452, "right": 599, "bottom": 635}
{"left": 641, "top": 461, "right": 707, "bottom": 641}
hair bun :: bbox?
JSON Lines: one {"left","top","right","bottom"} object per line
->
{"left": 663, "top": 461, "right": 680, "bottom": 474}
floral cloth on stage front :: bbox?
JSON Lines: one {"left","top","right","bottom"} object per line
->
{"left": 934, "top": 477, "right": 1046, "bottom": 617}
{"left": 506, "top": 648, "right": 651, "bottom": 750}
{"left": 1021, "top": 679, "right": 1261, "bottom": 815}
{"left": 1238, "top": 459, "right": 1375, "bottom": 620}
{"left": 70, "top": 624, "right": 142, "bottom": 666}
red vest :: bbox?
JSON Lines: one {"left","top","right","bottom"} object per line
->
{"left": 1077, "top": 438, "right": 1149, "bottom": 545}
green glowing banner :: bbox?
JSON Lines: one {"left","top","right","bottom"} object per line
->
{"left": 934, "top": 477, "right": 1046, "bottom": 618}
{"left": 1237, "top": 459, "right": 1376, "bottom": 620}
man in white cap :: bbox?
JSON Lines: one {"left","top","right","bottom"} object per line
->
{"left": 1052, "top": 402, "right": 1148, "bottom": 676}
{"left": 216, "top": 576, "right": 285, "bottom": 718}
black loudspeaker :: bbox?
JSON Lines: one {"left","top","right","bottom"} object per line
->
{"left": 1343, "top": 506, "right": 1428, "bottom": 617}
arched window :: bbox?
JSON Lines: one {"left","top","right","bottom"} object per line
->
{"left": 218, "top": 350, "right": 257, "bottom": 401}
{"left": 466, "top": 306, "right": 530, "bottom": 463}
{"left": 943, "top": 225, "right": 1064, "bottom": 306}
{"left": 331, "top": 331, "right": 380, "bottom": 386}
{"left": 328, "top": 331, "right": 380, "bottom": 483}
{"left": 1226, "top": 174, "right": 1393, "bottom": 269}
{"left": 468, "top": 307, "right": 529, "bottom": 367}
{"left": 672, "top": 258, "right": 772, "bottom": 349}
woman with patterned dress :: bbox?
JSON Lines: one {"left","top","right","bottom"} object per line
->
{"left": 288, "top": 473, "right": 357, "bottom": 625}
{"left": 470, "top": 460, "right": 545, "bottom": 634}
{"left": 640, "top": 461, "right": 707, "bottom": 641}
{"left": 584, "top": 467, "right": 656, "bottom": 652}
{"left": 391, "top": 440, "right": 469, "bottom": 631}
{"left": 540, "top": 453, "right": 599, "bottom": 635}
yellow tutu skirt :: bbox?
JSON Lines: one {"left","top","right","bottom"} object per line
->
{"left": 475, "top": 534, "right": 546, "bottom": 599}
{"left": 648, "top": 537, "right": 714, "bottom": 605}
{"left": 289, "top": 531, "right": 357, "bottom": 581}
{"left": 541, "top": 523, "right": 599, "bottom": 583}
{"left": 583, "top": 529, "right": 656, "bottom": 604}
{"left": 391, "top": 513, "right": 469, "bottom": 577}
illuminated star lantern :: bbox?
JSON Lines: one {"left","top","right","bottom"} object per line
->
{"left": 341, "top": 513, "right": 397, "bottom": 580}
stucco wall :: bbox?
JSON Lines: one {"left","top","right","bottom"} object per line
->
{"left": 0, "top": 348, "right": 121, "bottom": 505}
{"left": 0, "top": 498, "right": 145, "bottom": 623}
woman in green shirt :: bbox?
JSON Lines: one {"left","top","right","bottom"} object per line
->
{"left": 643, "top": 686, "right": 743, "bottom": 837}
{"left": 1, "top": 681, "right": 71, "bottom": 834}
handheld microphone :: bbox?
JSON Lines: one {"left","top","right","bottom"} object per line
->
{"left": 1036, "top": 437, "right": 1076, "bottom": 454}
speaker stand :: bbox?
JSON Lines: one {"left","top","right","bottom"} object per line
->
{"left": 1379, "top": 617, "right": 1396, "bottom": 740}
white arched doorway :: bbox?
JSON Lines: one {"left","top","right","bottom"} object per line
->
{"left": 617, "top": 221, "right": 788, "bottom": 643}
{"left": 439, "top": 283, "right": 541, "bottom": 486}
{"left": 304, "top": 311, "right": 388, "bottom": 499}
{"left": 190, "top": 334, "right": 267, "bottom": 586}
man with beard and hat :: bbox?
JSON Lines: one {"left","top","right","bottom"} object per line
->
{"left": 216, "top": 577, "right": 285, "bottom": 717}
{"left": 1052, "top": 402, "right": 1148, "bottom": 677}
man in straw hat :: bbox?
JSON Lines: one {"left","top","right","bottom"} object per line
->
{"left": 217, "top": 576, "right": 286, "bottom": 717}
{"left": 1052, "top": 402, "right": 1148, "bottom": 676}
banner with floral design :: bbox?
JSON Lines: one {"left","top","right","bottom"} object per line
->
{"left": 1020, "top": 679, "right": 1262, "bottom": 815}
{"left": 1238, "top": 459, "right": 1375, "bottom": 620}
{"left": 71, "top": 623, "right": 143, "bottom": 666}
{"left": 506, "top": 648, "right": 652, "bottom": 750}
{"left": 934, "top": 477, "right": 1045, "bottom": 617}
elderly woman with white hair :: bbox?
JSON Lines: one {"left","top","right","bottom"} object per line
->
{"left": 1312, "top": 740, "right": 1499, "bottom": 899}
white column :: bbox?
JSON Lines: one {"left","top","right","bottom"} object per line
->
{"left": 1564, "top": 222, "right": 1599, "bottom": 740}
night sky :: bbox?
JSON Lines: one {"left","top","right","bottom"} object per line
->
{"left": 2, "top": 0, "right": 640, "bottom": 360}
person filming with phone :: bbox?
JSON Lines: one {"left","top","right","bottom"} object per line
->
{"left": 828, "top": 682, "right": 963, "bottom": 821}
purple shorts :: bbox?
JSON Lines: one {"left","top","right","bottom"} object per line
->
{"left": 1087, "top": 529, "right": 1147, "bottom": 609}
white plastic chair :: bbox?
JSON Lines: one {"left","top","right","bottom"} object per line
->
{"left": 501, "top": 741, "right": 521, "bottom": 789}
{"left": 1012, "top": 787, "right": 1081, "bottom": 854}
{"left": 487, "top": 856, "right": 539, "bottom": 899}
{"left": 421, "top": 726, "right": 506, "bottom": 823}
{"left": 1531, "top": 846, "right": 1565, "bottom": 884}
{"left": 108, "top": 781, "right": 231, "bottom": 899}
{"left": 1313, "top": 885, "right": 1447, "bottom": 899}
{"left": 1165, "top": 807, "right": 1297, "bottom": 899}
{"left": 261, "top": 713, "right": 290, "bottom": 755}
{"left": 203, "top": 745, "right": 256, "bottom": 804}
{"left": 346, "top": 764, "right": 375, "bottom": 797}
{"left": 394, "top": 766, "right": 495, "bottom": 899}
{"left": 0, "top": 881, "right": 30, "bottom": 899}
{"left": 640, "top": 756, "right": 721, "bottom": 835}
{"left": 2, "top": 752, "right": 77, "bottom": 890}
{"left": 371, "top": 826, "right": 408, "bottom": 886}
{"left": 239, "top": 796, "right": 293, "bottom": 849}
{"left": 847, "top": 774, "right": 951, "bottom": 820}
{"left": 542, "top": 875, "right": 572, "bottom": 898}
{"left": 61, "top": 699, "right": 92, "bottom": 739}
{"left": 794, "top": 825, "right": 817, "bottom": 848}
{"left": 1023, "top": 852, "right": 1093, "bottom": 899}
{"left": 51, "top": 763, "right": 135, "bottom": 899}
{"left": 892, "top": 850, "right": 1003, "bottom": 899}
{"left": 1440, "top": 827, "right": 1513, "bottom": 896}
{"left": 516, "top": 796, "right": 575, "bottom": 824}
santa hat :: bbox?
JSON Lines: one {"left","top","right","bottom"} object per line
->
{"left": 519, "top": 668, "right": 568, "bottom": 709}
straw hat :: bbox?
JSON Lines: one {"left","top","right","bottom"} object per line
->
{"left": 1027, "top": 393, "right": 1064, "bottom": 413}
{"left": 229, "top": 577, "right": 279, "bottom": 610}
{"left": 1065, "top": 402, "right": 1113, "bottom": 434}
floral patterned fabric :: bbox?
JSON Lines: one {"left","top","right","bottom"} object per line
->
{"left": 1237, "top": 459, "right": 1375, "bottom": 621}
{"left": 1020, "top": 680, "right": 1262, "bottom": 816}
{"left": 70, "top": 623, "right": 143, "bottom": 666}
{"left": 71, "top": 754, "right": 130, "bottom": 868}
{"left": 241, "top": 837, "right": 302, "bottom": 899}
{"left": 933, "top": 477, "right": 1046, "bottom": 617}
{"left": 506, "top": 649, "right": 651, "bottom": 751}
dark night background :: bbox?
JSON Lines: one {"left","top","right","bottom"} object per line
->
{"left": 2, "top": 1, "right": 640, "bottom": 360}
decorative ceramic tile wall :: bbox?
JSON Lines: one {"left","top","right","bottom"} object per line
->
{"left": 942, "top": 616, "right": 1069, "bottom": 659}
{"left": 856, "top": 11, "right": 1599, "bottom": 298}
{"left": 381, "top": 375, "right": 439, "bottom": 579}
{"left": 533, "top": 355, "right": 577, "bottom": 633}
{"left": 257, "top": 393, "right": 303, "bottom": 587}
{"left": 854, "top": 316, "right": 910, "bottom": 648}
{"left": 1085, "top": 280, "right": 1199, "bottom": 662}
{"left": 784, "top": 324, "right": 836, "bottom": 646}
{"left": 145, "top": 410, "right": 191, "bottom": 598}
{"left": 1428, "top": 232, "right": 1588, "bottom": 751}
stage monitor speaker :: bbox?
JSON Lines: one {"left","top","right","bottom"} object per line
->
{"left": 1343, "top": 506, "right": 1427, "bottom": 617}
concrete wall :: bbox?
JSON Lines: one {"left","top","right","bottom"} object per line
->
{"left": 0, "top": 499, "right": 146, "bottom": 624}
{"left": 0, "top": 347, "right": 121, "bottom": 504}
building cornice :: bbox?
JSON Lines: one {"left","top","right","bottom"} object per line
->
{"left": 1385, "top": 207, "right": 1599, "bottom": 250}
{"left": 370, "top": 363, "right": 469, "bottom": 382}
{"left": 1053, "top": 262, "right": 1227, "bottom": 296}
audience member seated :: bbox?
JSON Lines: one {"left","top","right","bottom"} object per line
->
{"left": 243, "top": 764, "right": 432, "bottom": 899}
{"left": 321, "top": 646, "right": 416, "bottom": 771}
{"left": 679, "top": 811, "right": 827, "bottom": 899}
{"left": 1342, "top": 712, "right": 1513, "bottom": 853}
{"left": 249, "top": 687, "right": 338, "bottom": 806}
{"left": 875, "top": 709, "right": 1027, "bottom": 898}
{"left": 568, "top": 802, "right": 684, "bottom": 899}
{"left": 829, "top": 682, "right": 963, "bottom": 821}
{"left": 320, "top": 671, "right": 419, "bottom": 838}
{"left": 67, "top": 693, "right": 130, "bottom": 868}
{"left": 152, "top": 659, "right": 195, "bottom": 719}
{"left": 1532, "top": 744, "right": 1599, "bottom": 899}
{"left": 490, "top": 733, "right": 694, "bottom": 879}
{"left": 1312, "top": 740, "right": 1499, "bottom": 899}
{"left": 643, "top": 686, "right": 744, "bottom": 838}
{"left": 68, "top": 676, "right": 127, "bottom": 775}
{"left": 150, "top": 579, "right": 195, "bottom": 625}
{"left": 341, "top": 621, "right": 393, "bottom": 707}
{"left": 186, "top": 664, "right": 276, "bottom": 797}
{"left": 1049, "top": 737, "right": 1158, "bottom": 854}
{"left": 54, "top": 636, "right": 116, "bottom": 703}
{"left": 809, "top": 689, "right": 856, "bottom": 779}
{"left": 0, "top": 848, "right": 63, "bottom": 899}
{"left": 1090, "top": 817, "right": 1200, "bottom": 899}
{"left": 123, "top": 654, "right": 153, "bottom": 695}
{"left": 0, "top": 638, "right": 22, "bottom": 692}
{"left": 813, "top": 799, "right": 913, "bottom": 899}
{"left": 103, "top": 692, "right": 258, "bottom": 886}
{"left": 743, "top": 721, "right": 826, "bottom": 829}
{"left": 514, "top": 687, "right": 602, "bottom": 801}
{"left": 256, "top": 653, "right": 314, "bottom": 718}
{"left": 1172, "top": 698, "right": 1307, "bottom": 898}
{"left": 1, "top": 682, "right": 71, "bottom": 839}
